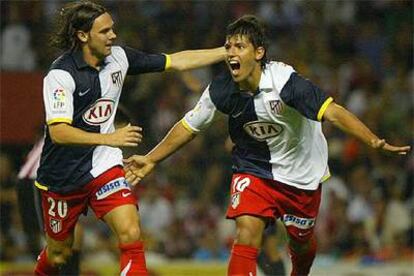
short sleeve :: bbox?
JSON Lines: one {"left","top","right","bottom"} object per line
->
{"left": 280, "top": 73, "right": 332, "bottom": 121}
{"left": 43, "top": 69, "right": 75, "bottom": 125}
{"left": 182, "top": 85, "right": 217, "bottom": 133}
{"left": 123, "top": 46, "right": 167, "bottom": 75}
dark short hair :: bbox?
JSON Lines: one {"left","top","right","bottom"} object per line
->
{"left": 226, "top": 15, "right": 268, "bottom": 69}
{"left": 50, "top": 1, "right": 106, "bottom": 51}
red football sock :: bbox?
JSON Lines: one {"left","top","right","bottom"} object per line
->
{"left": 119, "top": 241, "right": 148, "bottom": 276}
{"left": 228, "top": 244, "right": 258, "bottom": 276}
{"left": 34, "top": 248, "right": 59, "bottom": 276}
{"left": 288, "top": 237, "right": 317, "bottom": 276}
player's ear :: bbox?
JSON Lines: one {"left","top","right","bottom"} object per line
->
{"left": 255, "top": 46, "right": 265, "bottom": 61}
{"left": 76, "top": 30, "right": 88, "bottom": 43}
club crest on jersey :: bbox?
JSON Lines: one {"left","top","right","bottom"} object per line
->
{"left": 83, "top": 98, "right": 115, "bottom": 125}
{"left": 49, "top": 218, "right": 62, "bottom": 233}
{"left": 95, "top": 177, "right": 130, "bottom": 200}
{"left": 231, "top": 192, "right": 240, "bottom": 209}
{"left": 243, "top": 121, "right": 283, "bottom": 141}
{"left": 269, "top": 100, "right": 284, "bottom": 115}
{"left": 282, "top": 214, "right": 315, "bottom": 230}
{"left": 111, "top": 70, "right": 122, "bottom": 87}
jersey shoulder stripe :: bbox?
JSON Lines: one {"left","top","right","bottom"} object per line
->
{"left": 34, "top": 181, "right": 48, "bottom": 191}
{"left": 164, "top": 54, "right": 171, "bottom": 70}
{"left": 47, "top": 118, "right": 72, "bottom": 125}
{"left": 317, "top": 97, "right": 333, "bottom": 121}
{"left": 181, "top": 118, "right": 198, "bottom": 133}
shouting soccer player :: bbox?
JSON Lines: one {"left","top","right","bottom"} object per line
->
{"left": 34, "top": 1, "right": 225, "bottom": 275}
{"left": 124, "top": 15, "right": 411, "bottom": 276}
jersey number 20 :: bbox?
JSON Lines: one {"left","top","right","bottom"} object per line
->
{"left": 47, "top": 197, "right": 68, "bottom": 218}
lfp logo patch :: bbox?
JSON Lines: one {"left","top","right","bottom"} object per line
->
{"left": 52, "top": 88, "right": 66, "bottom": 110}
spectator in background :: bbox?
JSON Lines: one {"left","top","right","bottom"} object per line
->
{"left": 193, "top": 231, "right": 229, "bottom": 261}
{"left": 316, "top": 174, "right": 350, "bottom": 255}
{"left": 16, "top": 136, "right": 44, "bottom": 260}
{"left": 0, "top": 3, "right": 36, "bottom": 71}
{"left": 347, "top": 166, "right": 376, "bottom": 224}
{"left": 0, "top": 153, "right": 18, "bottom": 261}
{"left": 139, "top": 183, "right": 173, "bottom": 244}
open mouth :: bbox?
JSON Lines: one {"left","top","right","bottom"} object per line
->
{"left": 228, "top": 60, "right": 241, "bottom": 75}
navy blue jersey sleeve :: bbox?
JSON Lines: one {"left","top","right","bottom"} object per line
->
{"left": 123, "top": 46, "right": 167, "bottom": 75}
{"left": 280, "top": 73, "right": 332, "bottom": 121}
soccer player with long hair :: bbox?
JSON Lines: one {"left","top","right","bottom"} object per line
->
{"left": 34, "top": 1, "right": 225, "bottom": 275}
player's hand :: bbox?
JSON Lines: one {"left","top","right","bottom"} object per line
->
{"left": 372, "top": 139, "right": 411, "bottom": 155}
{"left": 123, "top": 155, "right": 156, "bottom": 185}
{"left": 107, "top": 124, "right": 142, "bottom": 147}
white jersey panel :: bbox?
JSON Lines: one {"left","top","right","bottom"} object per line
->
{"left": 91, "top": 145, "right": 123, "bottom": 177}
{"left": 270, "top": 62, "right": 296, "bottom": 92}
{"left": 183, "top": 85, "right": 218, "bottom": 132}
{"left": 91, "top": 46, "right": 129, "bottom": 175}
{"left": 255, "top": 62, "right": 329, "bottom": 189}
{"left": 43, "top": 69, "right": 76, "bottom": 124}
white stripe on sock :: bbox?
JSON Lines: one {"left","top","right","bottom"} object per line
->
{"left": 120, "top": 259, "right": 132, "bottom": 276}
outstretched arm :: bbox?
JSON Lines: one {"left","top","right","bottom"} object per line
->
{"left": 147, "top": 121, "right": 196, "bottom": 163}
{"left": 168, "top": 47, "right": 225, "bottom": 71}
{"left": 124, "top": 121, "right": 196, "bottom": 185}
{"left": 49, "top": 123, "right": 142, "bottom": 147}
{"left": 323, "top": 102, "right": 411, "bottom": 154}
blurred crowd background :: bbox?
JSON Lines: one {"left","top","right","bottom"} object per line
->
{"left": 0, "top": 0, "right": 413, "bottom": 271}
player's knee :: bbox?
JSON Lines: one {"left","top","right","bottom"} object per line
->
{"left": 288, "top": 235, "right": 313, "bottom": 254}
{"left": 47, "top": 245, "right": 73, "bottom": 267}
{"left": 235, "top": 225, "right": 262, "bottom": 247}
{"left": 117, "top": 225, "right": 141, "bottom": 244}
{"left": 234, "top": 216, "right": 266, "bottom": 247}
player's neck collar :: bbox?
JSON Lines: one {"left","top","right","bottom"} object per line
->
{"left": 72, "top": 50, "right": 89, "bottom": 69}
{"left": 258, "top": 69, "right": 272, "bottom": 93}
